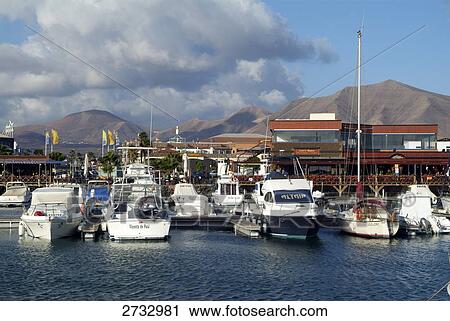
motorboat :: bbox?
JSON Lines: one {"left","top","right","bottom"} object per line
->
{"left": 398, "top": 185, "right": 450, "bottom": 235}
{"left": 78, "top": 180, "right": 111, "bottom": 237}
{"left": 211, "top": 174, "right": 244, "bottom": 212}
{"left": 259, "top": 176, "right": 320, "bottom": 239}
{"left": 0, "top": 181, "right": 31, "bottom": 206}
{"left": 19, "top": 186, "right": 83, "bottom": 240}
{"left": 85, "top": 180, "right": 110, "bottom": 219}
{"left": 440, "top": 195, "right": 450, "bottom": 213}
{"left": 251, "top": 181, "right": 264, "bottom": 206}
{"left": 106, "top": 151, "right": 170, "bottom": 240}
{"left": 107, "top": 180, "right": 170, "bottom": 240}
{"left": 171, "top": 183, "right": 209, "bottom": 216}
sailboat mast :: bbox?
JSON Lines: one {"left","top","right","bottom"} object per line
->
{"left": 357, "top": 30, "right": 362, "bottom": 183}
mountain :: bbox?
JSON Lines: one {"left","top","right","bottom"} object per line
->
{"left": 15, "top": 109, "right": 144, "bottom": 151}
{"left": 247, "top": 80, "right": 450, "bottom": 138}
{"left": 158, "top": 106, "right": 270, "bottom": 141}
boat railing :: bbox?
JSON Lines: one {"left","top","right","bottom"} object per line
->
{"left": 27, "top": 202, "right": 81, "bottom": 217}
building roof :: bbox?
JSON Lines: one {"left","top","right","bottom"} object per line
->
{"left": 0, "top": 155, "right": 63, "bottom": 165}
{"left": 209, "top": 133, "right": 267, "bottom": 139}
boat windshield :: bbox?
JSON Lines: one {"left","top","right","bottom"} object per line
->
{"left": 273, "top": 189, "right": 313, "bottom": 204}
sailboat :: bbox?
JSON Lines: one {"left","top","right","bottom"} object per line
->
{"left": 337, "top": 30, "right": 399, "bottom": 238}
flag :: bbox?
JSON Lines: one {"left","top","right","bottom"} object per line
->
{"left": 108, "top": 130, "right": 115, "bottom": 145}
{"left": 45, "top": 131, "right": 50, "bottom": 145}
{"left": 51, "top": 129, "right": 59, "bottom": 145}
{"left": 102, "top": 130, "right": 107, "bottom": 146}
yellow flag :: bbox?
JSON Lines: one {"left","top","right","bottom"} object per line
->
{"left": 108, "top": 130, "right": 115, "bottom": 145}
{"left": 51, "top": 129, "right": 59, "bottom": 145}
{"left": 102, "top": 130, "right": 107, "bottom": 145}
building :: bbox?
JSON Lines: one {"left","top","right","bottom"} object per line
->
{"left": 270, "top": 113, "right": 449, "bottom": 177}
{"left": 0, "top": 134, "right": 14, "bottom": 152}
{"left": 207, "top": 133, "right": 269, "bottom": 154}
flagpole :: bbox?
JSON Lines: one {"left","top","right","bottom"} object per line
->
{"left": 44, "top": 130, "right": 48, "bottom": 156}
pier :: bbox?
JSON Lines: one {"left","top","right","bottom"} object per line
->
{"left": 0, "top": 218, "right": 20, "bottom": 229}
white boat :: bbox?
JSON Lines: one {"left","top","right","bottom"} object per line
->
{"left": 336, "top": 30, "right": 399, "bottom": 239}
{"left": 212, "top": 174, "right": 244, "bottom": 212}
{"left": 108, "top": 182, "right": 170, "bottom": 240}
{"left": 19, "top": 187, "right": 83, "bottom": 240}
{"left": 259, "top": 177, "right": 320, "bottom": 239}
{"left": 441, "top": 195, "right": 450, "bottom": 213}
{"left": 338, "top": 199, "right": 399, "bottom": 238}
{"left": 398, "top": 185, "right": 450, "bottom": 235}
{"left": 106, "top": 153, "right": 170, "bottom": 241}
{"left": 251, "top": 181, "right": 264, "bottom": 206}
{"left": 171, "top": 183, "right": 209, "bottom": 216}
{"left": 0, "top": 181, "right": 31, "bottom": 206}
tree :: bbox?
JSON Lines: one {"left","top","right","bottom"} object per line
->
{"left": 98, "top": 151, "right": 120, "bottom": 178}
{"left": 138, "top": 131, "right": 150, "bottom": 147}
{"left": 87, "top": 152, "right": 96, "bottom": 162}
{"left": 151, "top": 153, "right": 182, "bottom": 173}
{"left": 49, "top": 152, "right": 65, "bottom": 161}
{"left": 34, "top": 149, "right": 44, "bottom": 155}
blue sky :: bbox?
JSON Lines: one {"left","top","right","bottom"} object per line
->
{"left": 263, "top": 0, "right": 450, "bottom": 96}
{"left": 0, "top": 0, "right": 448, "bottom": 128}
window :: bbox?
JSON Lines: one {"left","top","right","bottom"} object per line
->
{"left": 264, "top": 192, "right": 273, "bottom": 203}
{"left": 273, "top": 189, "right": 313, "bottom": 204}
{"left": 274, "top": 130, "right": 339, "bottom": 143}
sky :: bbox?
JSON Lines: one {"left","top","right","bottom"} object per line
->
{"left": 0, "top": 0, "right": 448, "bottom": 131}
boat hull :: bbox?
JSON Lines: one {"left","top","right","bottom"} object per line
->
{"left": 107, "top": 218, "right": 171, "bottom": 240}
{"left": 338, "top": 218, "right": 398, "bottom": 238}
{"left": 20, "top": 215, "right": 82, "bottom": 240}
{"left": 263, "top": 215, "right": 319, "bottom": 239}
{"left": 0, "top": 196, "right": 31, "bottom": 206}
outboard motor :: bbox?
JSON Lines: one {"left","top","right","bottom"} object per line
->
{"left": 86, "top": 197, "right": 106, "bottom": 220}
{"left": 419, "top": 218, "right": 432, "bottom": 234}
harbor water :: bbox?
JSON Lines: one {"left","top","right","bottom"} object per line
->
{"left": 0, "top": 209, "right": 449, "bottom": 300}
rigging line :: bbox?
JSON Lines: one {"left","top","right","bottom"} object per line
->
{"left": 276, "top": 24, "right": 426, "bottom": 120}
{"left": 426, "top": 280, "right": 450, "bottom": 301}
{"left": 25, "top": 24, "right": 179, "bottom": 122}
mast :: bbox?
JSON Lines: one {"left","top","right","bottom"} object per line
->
{"left": 357, "top": 30, "right": 362, "bottom": 183}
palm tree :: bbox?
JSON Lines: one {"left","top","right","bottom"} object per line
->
{"left": 98, "top": 151, "right": 120, "bottom": 178}
{"left": 138, "top": 132, "right": 150, "bottom": 147}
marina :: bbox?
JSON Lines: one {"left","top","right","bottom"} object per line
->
{"left": 0, "top": 0, "right": 450, "bottom": 307}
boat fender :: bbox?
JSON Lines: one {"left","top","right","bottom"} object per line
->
{"left": 18, "top": 222, "right": 25, "bottom": 237}
{"left": 80, "top": 203, "right": 86, "bottom": 215}
{"left": 354, "top": 208, "right": 363, "bottom": 221}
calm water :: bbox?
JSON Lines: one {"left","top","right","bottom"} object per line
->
{"left": 0, "top": 210, "right": 449, "bottom": 300}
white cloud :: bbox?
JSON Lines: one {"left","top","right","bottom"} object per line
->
{"left": 259, "top": 89, "right": 288, "bottom": 106}
{"left": 0, "top": 0, "right": 337, "bottom": 127}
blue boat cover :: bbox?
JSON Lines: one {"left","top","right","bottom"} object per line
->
{"left": 86, "top": 186, "right": 110, "bottom": 201}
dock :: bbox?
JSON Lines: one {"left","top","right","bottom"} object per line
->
{"left": 170, "top": 215, "right": 239, "bottom": 230}
{"left": 0, "top": 218, "right": 20, "bottom": 229}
